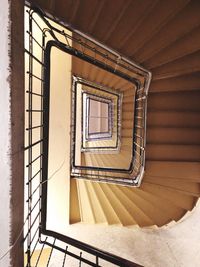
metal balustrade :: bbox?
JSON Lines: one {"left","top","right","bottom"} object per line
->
{"left": 73, "top": 77, "right": 122, "bottom": 152}
{"left": 24, "top": 2, "right": 150, "bottom": 266}
{"left": 70, "top": 71, "right": 149, "bottom": 187}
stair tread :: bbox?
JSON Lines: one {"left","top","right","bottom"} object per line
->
{"left": 134, "top": 0, "right": 200, "bottom": 62}
{"left": 128, "top": 187, "right": 186, "bottom": 224}
{"left": 112, "top": 185, "right": 155, "bottom": 227}
{"left": 71, "top": 4, "right": 200, "bottom": 227}
{"left": 147, "top": 111, "right": 200, "bottom": 128}
{"left": 70, "top": 179, "right": 81, "bottom": 224}
{"left": 153, "top": 50, "right": 200, "bottom": 80}
{"left": 148, "top": 91, "right": 200, "bottom": 112}
{"left": 144, "top": 25, "right": 200, "bottom": 69}
{"left": 140, "top": 183, "right": 196, "bottom": 211}
{"left": 145, "top": 161, "right": 200, "bottom": 181}
{"left": 85, "top": 181, "right": 108, "bottom": 224}
{"left": 149, "top": 72, "right": 200, "bottom": 93}
{"left": 143, "top": 177, "right": 200, "bottom": 197}
{"left": 119, "top": 187, "right": 179, "bottom": 227}
{"left": 77, "top": 180, "right": 96, "bottom": 223}
{"left": 146, "top": 127, "right": 200, "bottom": 145}
{"left": 123, "top": 0, "right": 190, "bottom": 57}
{"left": 92, "top": 182, "right": 122, "bottom": 225}
{"left": 146, "top": 144, "right": 200, "bottom": 161}
{"left": 99, "top": 183, "right": 137, "bottom": 226}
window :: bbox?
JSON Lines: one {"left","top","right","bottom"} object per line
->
{"left": 88, "top": 99, "right": 109, "bottom": 134}
{"left": 85, "top": 96, "right": 113, "bottom": 141}
{"left": 78, "top": 79, "right": 122, "bottom": 152}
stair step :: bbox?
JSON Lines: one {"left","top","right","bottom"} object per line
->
{"left": 102, "top": 153, "right": 132, "bottom": 169}
{"left": 152, "top": 50, "right": 200, "bottom": 80}
{"left": 83, "top": 138, "right": 118, "bottom": 150}
{"left": 121, "top": 187, "right": 180, "bottom": 227}
{"left": 122, "top": 111, "right": 134, "bottom": 120}
{"left": 140, "top": 183, "right": 196, "bottom": 211}
{"left": 121, "top": 128, "right": 133, "bottom": 138}
{"left": 129, "top": 188, "right": 186, "bottom": 224}
{"left": 122, "top": 119, "right": 134, "bottom": 129}
{"left": 92, "top": 182, "right": 122, "bottom": 225}
{"left": 123, "top": 0, "right": 190, "bottom": 57}
{"left": 149, "top": 72, "right": 200, "bottom": 93}
{"left": 145, "top": 25, "right": 200, "bottom": 69}
{"left": 28, "top": 248, "right": 51, "bottom": 267}
{"left": 147, "top": 110, "right": 200, "bottom": 128}
{"left": 148, "top": 91, "right": 200, "bottom": 112}
{"left": 85, "top": 181, "right": 108, "bottom": 224}
{"left": 113, "top": 78, "right": 133, "bottom": 92}
{"left": 122, "top": 89, "right": 135, "bottom": 97}
{"left": 145, "top": 161, "right": 200, "bottom": 181}
{"left": 70, "top": 179, "right": 81, "bottom": 224}
{"left": 146, "top": 144, "right": 200, "bottom": 161}
{"left": 111, "top": 185, "right": 155, "bottom": 227}
{"left": 80, "top": 62, "right": 117, "bottom": 89}
{"left": 122, "top": 103, "right": 134, "bottom": 112}
{"left": 121, "top": 137, "right": 133, "bottom": 146}
{"left": 146, "top": 127, "right": 200, "bottom": 145}
{"left": 107, "top": 0, "right": 157, "bottom": 51}
{"left": 83, "top": 152, "right": 132, "bottom": 169}
{"left": 83, "top": 153, "right": 103, "bottom": 168}
{"left": 120, "top": 144, "right": 134, "bottom": 152}
{"left": 119, "top": 85, "right": 135, "bottom": 93}
{"left": 99, "top": 183, "right": 137, "bottom": 226}
{"left": 90, "top": 153, "right": 101, "bottom": 168}
{"left": 143, "top": 177, "right": 200, "bottom": 197}
{"left": 134, "top": 0, "right": 200, "bottom": 62}
{"left": 123, "top": 96, "right": 136, "bottom": 103}
{"left": 77, "top": 180, "right": 96, "bottom": 223}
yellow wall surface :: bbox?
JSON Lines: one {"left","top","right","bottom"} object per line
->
{"left": 46, "top": 46, "right": 72, "bottom": 233}
{"left": 25, "top": 9, "right": 72, "bottom": 236}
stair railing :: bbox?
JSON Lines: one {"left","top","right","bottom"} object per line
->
{"left": 24, "top": 3, "right": 147, "bottom": 266}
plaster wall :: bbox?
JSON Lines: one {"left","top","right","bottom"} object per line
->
{"left": 24, "top": 10, "right": 72, "bottom": 235}
{"left": 52, "top": 201, "right": 200, "bottom": 267}
{"left": 0, "top": 1, "right": 11, "bottom": 266}
{"left": 46, "top": 46, "right": 72, "bottom": 233}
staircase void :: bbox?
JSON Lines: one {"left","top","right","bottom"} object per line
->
{"left": 23, "top": 1, "right": 200, "bottom": 266}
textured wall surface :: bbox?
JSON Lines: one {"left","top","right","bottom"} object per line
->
{"left": 0, "top": 1, "right": 24, "bottom": 266}
{"left": 10, "top": 0, "right": 24, "bottom": 266}
{"left": 0, "top": 0, "right": 11, "bottom": 266}
{"left": 57, "top": 201, "right": 200, "bottom": 267}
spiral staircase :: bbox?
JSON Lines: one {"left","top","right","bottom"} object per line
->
{"left": 33, "top": 0, "right": 200, "bottom": 228}
{"left": 70, "top": 78, "right": 200, "bottom": 228}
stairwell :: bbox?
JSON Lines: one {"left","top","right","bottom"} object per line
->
{"left": 70, "top": 91, "right": 200, "bottom": 227}
{"left": 61, "top": 0, "right": 200, "bottom": 228}
{"left": 23, "top": 0, "right": 200, "bottom": 266}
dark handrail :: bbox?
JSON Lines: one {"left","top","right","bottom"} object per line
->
{"left": 41, "top": 229, "right": 143, "bottom": 267}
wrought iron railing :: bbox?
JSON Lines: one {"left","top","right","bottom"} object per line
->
{"left": 70, "top": 59, "right": 150, "bottom": 187}
{"left": 24, "top": 3, "right": 148, "bottom": 266}
{"left": 83, "top": 94, "right": 113, "bottom": 142}
{"left": 73, "top": 76, "right": 122, "bottom": 151}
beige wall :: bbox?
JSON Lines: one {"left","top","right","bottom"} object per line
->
{"left": 46, "top": 46, "right": 72, "bottom": 233}
{"left": 24, "top": 9, "right": 72, "bottom": 237}
{"left": 59, "top": 201, "right": 200, "bottom": 267}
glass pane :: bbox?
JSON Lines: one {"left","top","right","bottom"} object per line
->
{"left": 88, "top": 99, "right": 109, "bottom": 134}
{"left": 89, "top": 117, "right": 109, "bottom": 133}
